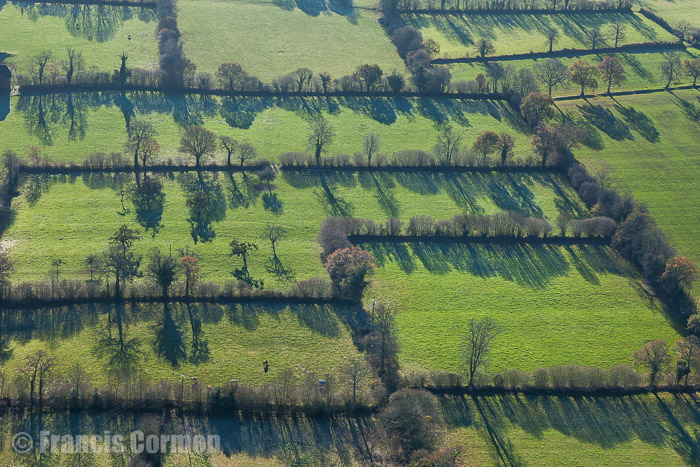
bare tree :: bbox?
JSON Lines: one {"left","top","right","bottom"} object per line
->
{"left": 362, "top": 133, "right": 381, "bottom": 166}
{"left": 676, "top": 21, "right": 692, "bottom": 44}
{"left": 258, "top": 223, "right": 288, "bottom": 259}
{"left": 19, "top": 350, "right": 55, "bottom": 408}
{"left": 534, "top": 58, "right": 569, "bottom": 97}
{"left": 180, "top": 125, "right": 218, "bottom": 167}
{"left": 586, "top": 26, "right": 605, "bottom": 50}
{"left": 220, "top": 136, "right": 238, "bottom": 167}
{"left": 660, "top": 52, "right": 682, "bottom": 88}
{"left": 292, "top": 68, "right": 313, "bottom": 92}
{"left": 462, "top": 317, "right": 501, "bottom": 387}
{"left": 373, "top": 304, "right": 397, "bottom": 377}
{"left": 608, "top": 23, "right": 626, "bottom": 48}
{"left": 61, "top": 47, "right": 83, "bottom": 85}
{"left": 237, "top": 141, "right": 257, "bottom": 167}
{"left": 545, "top": 28, "right": 559, "bottom": 52}
{"left": 33, "top": 50, "right": 52, "bottom": 85}
{"left": 434, "top": 126, "right": 462, "bottom": 165}
{"left": 307, "top": 117, "right": 335, "bottom": 166}
{"left": 633, "top": 340, "right": 670, "bottom": 385}
{"left": 125, "top": 120, "right": 157, "bottom": 169}
{"left": 341, "top": 358, "right": 371, "bottom": 406}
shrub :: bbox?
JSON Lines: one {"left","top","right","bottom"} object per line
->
{"left": 289, "top": 277, "right": 332, "bottom": 299}
{"left": 378, "top": 389, "right": 443, "bottom": 456}
{"left": 317, "top": 217, "right": 351, "bottom": 256}
{"left": 324, "top": 247, "right": 375, "bottom": 299}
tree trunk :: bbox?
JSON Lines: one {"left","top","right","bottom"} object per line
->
{"left": 114, "top": 269, "right": 120, "bottom": 298}
{"left": 315, "top": 146, "right": 322, "bottom": 166}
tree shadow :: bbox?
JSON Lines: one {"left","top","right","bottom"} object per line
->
{"left": 153, "top": 303, "right": 187, "bottom": 367}
{"left": 178, "top": 171, "right": 228, "bottom": 244}
{"left": 401, "top": 11, "right": 659, "bottom": 57}
{"left": 439, "top": 394, "right": 700, "bottom": 466}
{"left": 613, "top": 99, "right": 659, "bottom": 143}
{"left": 577, "top": 101, "right": 632, "bottom": 141}
{"left": 14, "top": 3, "right": 155, "bottom": 42}
{"left": 669, "top": 91, "right": 700, "bottom": 122}
{"left": 183, "top": 303, "right": 210, "bottom": 364}
{"left": 361, "top": 242, "right": 633, "bottom": 289}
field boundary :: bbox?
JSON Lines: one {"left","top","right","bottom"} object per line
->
{"left": 15, "top": 84, "right": 509, "bottom": 100}
{"left": 553, "top": 84, "right": 698, "bottom": 100}
{"left": 398, "top": 7, "right": 631, "bottom": 15}
{"left": 349, "top": 234, "right": 610, "bottom": 245}
{"left": 432, "top": 42, "right": 685, "bottom": 64}
{"left": 16, "top": 0, "right": 156, "bottom": 6}
{"left": 425, "top": 385, "right": 700, "bottom": 396}
{"left": 0, "top": 295, "right": 359, "bottom": 310}
{"left": 18, "top": 164, "right": 564, "bottom": 175}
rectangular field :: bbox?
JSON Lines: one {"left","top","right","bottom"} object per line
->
{"left": 3, "top": 170, "right": 584, "bottom": 287}
{"left": 557, "top": 90, "right": 700, "bottom": 286}
{"left": 0, "top": 302, "right": 366, "bottom": 387}
{"left": 0, "top": 3, "right": 159, "bottom": 72}
{"left": 0, "top": 93, "right": 530, "bottom": 162}
{"left": 402, "top": 11, "right": 676, "bottom": 58}
{"left": 364, "top": 242, "right": 681, "bottom": 373}
{"left": 178, "top": 0, "right": 405, "bottom": 81}
{"left": 448, "top": 49, "right": 700, "bottom": 96}
{"left": 441, "top": 393, "right": 700, "bottom": 466}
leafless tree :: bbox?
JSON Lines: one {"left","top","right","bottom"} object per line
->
{"left": 462, "top": 317, "right": 501, "bottom": 387}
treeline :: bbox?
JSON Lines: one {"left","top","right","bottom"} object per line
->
{"left": 391, "top": 0, "right": 631, "bottom": 12}
{"left": 639, "top": 8, "right": 700, "bottom": 46}
{"left": 0, "top": 353, "right": 381, "bottom": 414}
{"left": 441, "top": 53, "right": 700, "bottom": 96}
{"left": 319, "top": 212, "right": 616, "bottom": 241}
{"left": 405, "top": 362, "right": 700, "bottom": 392}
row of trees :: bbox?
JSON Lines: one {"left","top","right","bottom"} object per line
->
{"left": 319, "top": 212, "right": 616, "bottom": 239}
{"left": 389, "top": 0, "right": 630, "bottom": 12}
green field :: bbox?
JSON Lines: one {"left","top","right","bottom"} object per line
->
{"left": 0, "top": 410, "right": 375, "bottom": 465}
{"left": 635, "top": 0, "right": 700, "bottom": 29}
{"left": 365, "top": 242, "right": 682, "bottom": 374}
{"left": 557, "top": 90, "right": 700, "bottom": 287}
{"left": 0, "top": 302, "right": 365, "bottom": 387}
{"left": 448, "top": 49, "right": 700, "bottom": 96}
{"left": 0, "top": 3, "right": 159, "bottom": 73}
{"left": 4, "top": 170, "right": 583, "bottom": 286}
{"left": 0, "top": 93, "right": 530, "bottom": 162}
{"left": 402, "top": 11, "right": 676, "bottom": 58}
{"left": 441, "top": 393, "right": 699, "bottom": 466}
{"left": 179, "top": 0, "right": 405, "bottom": 81}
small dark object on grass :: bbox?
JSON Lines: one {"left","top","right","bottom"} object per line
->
{"left": 263, "top": 360, "right": 269, "bottom": 373}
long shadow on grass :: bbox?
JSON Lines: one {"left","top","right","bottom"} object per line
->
{"left": 613, "top": 99, "right": 660, "bottom": 143}
{"left": 402, "top": 12, "right": 659, "bottom": 55}
{"left": 439, "top": 394, "right": 700, "bottom": 465}
{"left": 14, "top": 92, "right": 522, "bottom": 143}
{"left": 11, "top": 3, "right": 155, "bottom": 42}
{"left": 360, "top": 242, "right": 633, "bottom": 288}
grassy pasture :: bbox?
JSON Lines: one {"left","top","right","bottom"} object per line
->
{"left": 0, "top": 410, "right": 375, "bottom": 465}
{"left": 0, "top": 93, "right": 530, "bottom": 163}
{"left": 3, "top": 170, "right": 583, "bottom": 286}
{"left": 441, "top": 393, "right": 700, "bottom": 465}
{"left": 0, "top": 3, "right": 159, "bottom": 72}
{"left": 0, "top": 302, "right": 365, "bottom": 387}
{"left": 402, "top": 11, "right": 676, "bottom": 58}
{"left": 557, "top": 90, "right": 700, "bottom": 287}
{"left": 635, "top": 0, "right": 700, "bottom": 29}
{"left": 448, "top": 48, "right": 700, "bottom": 96}
{"left": 364, "top": 241, "right": 682, "bottom": 374}
{"left": 178, "top": 0, "right": 405, "bottom": 81}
